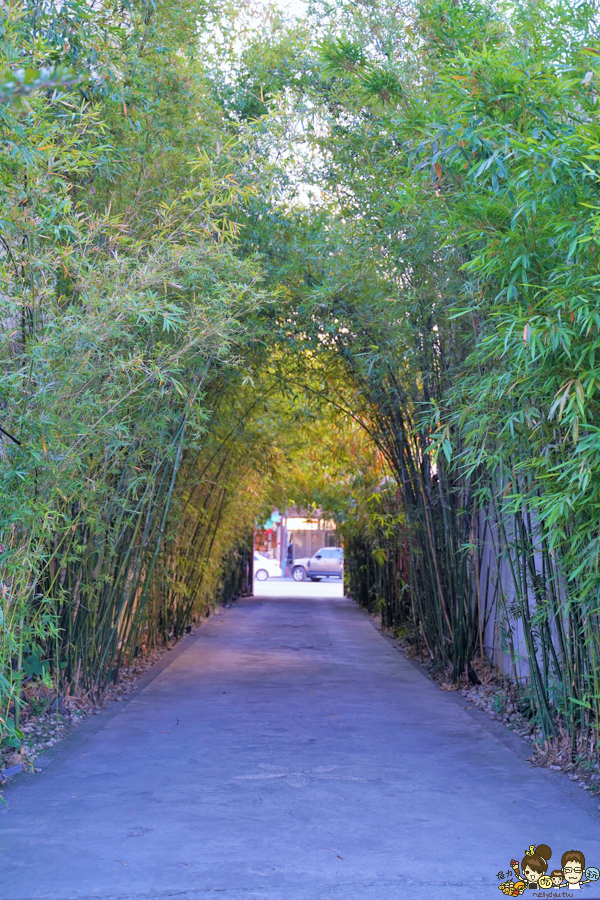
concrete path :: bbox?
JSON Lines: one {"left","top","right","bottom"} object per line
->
{"left": 1, "top": 592, "right": 599, "bottom": 900}
{"left": 253, "top": 575, "right": 343, "bottom": 600}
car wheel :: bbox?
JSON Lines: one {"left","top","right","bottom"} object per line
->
{"left": 292, "top": 566, "right": 306, "bottom": 582}
{"left": 255, "top": 568, "right": 269, "bottom": 581}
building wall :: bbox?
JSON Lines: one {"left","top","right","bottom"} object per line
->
{"left": 289, "top": 529, "right": 338, "bottom": 560}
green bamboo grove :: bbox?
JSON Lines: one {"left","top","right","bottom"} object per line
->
{"left": 236, "top": 0, "right": 600, "bottom": 761}
{"left": 2, "top": 0, "right": 600, "bottom": 769}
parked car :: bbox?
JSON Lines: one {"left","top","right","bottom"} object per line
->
{"left": 292, "top": 547, "right": 343, "bottom": 582}
{"left": 254, "top": 552, "right": 282, "bottom": 581}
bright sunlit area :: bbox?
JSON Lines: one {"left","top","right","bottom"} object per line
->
{"left": 252, "top": 508, "right": 344, "bottom": 597}
{"left": 270, "top": 0, "right": 308, "bottom": 15}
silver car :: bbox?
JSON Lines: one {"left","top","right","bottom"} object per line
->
{"left": 292, "top": 547, "right": 343, "bottom": 582}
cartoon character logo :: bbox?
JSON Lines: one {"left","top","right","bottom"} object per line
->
{"left": 498, "top": 845, "right": 599, "bottom": 894}
{"left": 521, "top": 844, "right": 552, "bottom": 888}
{"left": 498, "top": 879, "right": 525, "bottom": 896}
{"left": 498, "top": 877, "right": 526, "bottom": 896}
{"left": 560, "top": 851, "right": 600, "bottom": 890}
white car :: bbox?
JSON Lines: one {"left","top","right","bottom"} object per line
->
{"left": 254, "top": 552, "right": 282, "bottom": 581}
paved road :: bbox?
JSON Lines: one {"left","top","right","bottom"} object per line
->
{"left": 253, "top": 575, "right": 343, "bottom": 600}
{"left": 1, "top": 592, "right": 599, "bottom": 900}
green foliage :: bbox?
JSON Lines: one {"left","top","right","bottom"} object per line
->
{"left": 5, "top": 0, "right": 600, "bottom": 769}
{"left": 229, "top": 0, "right": 600, "bottom": 754}
{"left": 0, "top": 0, "right": 276, "bottom": 751}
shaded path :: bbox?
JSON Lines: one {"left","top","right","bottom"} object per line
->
{"left": 1, "top": 592, "right": 599, "bottom": 899}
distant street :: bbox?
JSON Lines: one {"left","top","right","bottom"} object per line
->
{"left": 253, "top": 574, "right": 344, "bottom": 600}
